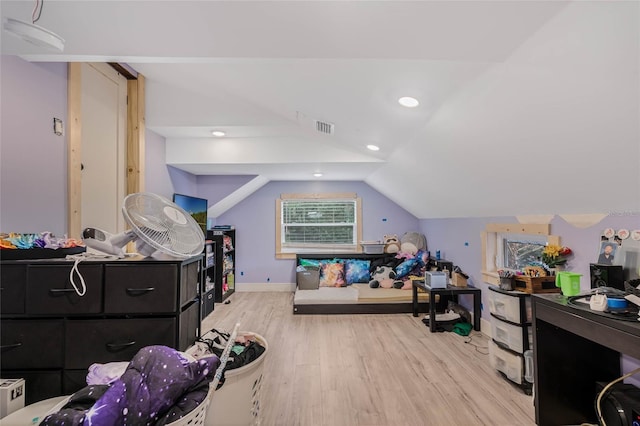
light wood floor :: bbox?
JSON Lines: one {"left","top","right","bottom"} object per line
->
{"left": 202, "top": 292, "right": 535, "bottom": 426}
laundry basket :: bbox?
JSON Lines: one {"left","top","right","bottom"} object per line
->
{"left": 167, "top": 384, "right": 214, "bottom": 426}
{"left": 208, "top": 332, "right": 267, "bottom": 426}
{"left": 188, "top": 330, "right": 268, "bottom": 426}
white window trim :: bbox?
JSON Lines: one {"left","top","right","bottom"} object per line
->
{"left": 481, "top": 223, "right": 560, "bottom": 285}
{"left": 276, "top": 193, "right": 363, "bottom": 259}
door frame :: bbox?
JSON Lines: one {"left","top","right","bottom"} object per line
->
{"left": 67, "top": 63, "right": 145, "bottom": 239}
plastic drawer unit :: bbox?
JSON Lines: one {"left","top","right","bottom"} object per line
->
{"left": 487, "top": 286, "right": 532, "bottom": 395}
{"left": 489, "top": 340, "right": 525, "bottom": 385}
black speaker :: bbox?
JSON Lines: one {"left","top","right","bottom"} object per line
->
{"left": 595, "top": 382, "right": 640, "bottom": 426}
{"left": 590, "top": 263, "right": 624, "bottom": 291}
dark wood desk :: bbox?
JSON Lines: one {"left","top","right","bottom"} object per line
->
{"left": 532, "top": 294, "right": 640, "bottom": 426}
{"left": 412, "top": 281, "right": 481, "bottom": 332}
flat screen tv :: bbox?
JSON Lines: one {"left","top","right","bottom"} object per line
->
{"left": 172, "top": 193, "right": 208, "bottom": 235}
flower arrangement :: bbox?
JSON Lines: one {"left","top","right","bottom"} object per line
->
{"left": 541, "top": 244, "right": 573, "bottom": 268}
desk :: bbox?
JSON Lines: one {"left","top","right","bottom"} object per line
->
{"left": 532, "top": 294, "right": 640, "bottom": 426}
{"left": 412, "top": 281, "right": 481, "bottom": 332}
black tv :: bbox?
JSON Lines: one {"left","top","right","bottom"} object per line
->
{"left": 172, "top": 193, "right": 208, "bottom": 235}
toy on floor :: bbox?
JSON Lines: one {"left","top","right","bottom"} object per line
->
{"left": 369, "top": 265, "right": 403, "bottom": 289}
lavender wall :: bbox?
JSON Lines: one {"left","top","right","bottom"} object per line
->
{"left": 144, "top": 129, "right": 175, "bottom": 199}
{"left": 0, "top": 56, "right": 68, "bottom": 234}
{"left": 213, "top": 180, "right": 420, "bottom": 285}
{"left": 420, "top": 213, "right": 640, "bottom": 385}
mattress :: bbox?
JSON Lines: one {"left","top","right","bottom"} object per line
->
{"left": 293, "top": 283, "right": 429, "bottom": 305}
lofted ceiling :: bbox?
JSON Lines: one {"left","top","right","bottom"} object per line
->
{"left": 2, "top": 1, "right": 638, "bottom": 218}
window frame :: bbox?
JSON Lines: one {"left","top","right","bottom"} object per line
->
{"left": 275, "top": 192, "right": 363, "bottom": 259}
{"left": 481, "top": 223, "right": 560, "bottom": 285}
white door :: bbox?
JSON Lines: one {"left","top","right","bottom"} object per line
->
{"left": 80, "top": 63, "right": 127, "bottom": 234}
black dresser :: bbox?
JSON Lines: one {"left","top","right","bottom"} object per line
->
{"left": 0, "top": 255, "right": 202, "bottom": 404}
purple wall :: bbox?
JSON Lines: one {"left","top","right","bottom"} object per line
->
{"left": 213, "top": 180, "right": 420, "bottom": 285}
{"left": 197, "top": 175, "right": 256, "bottom": 206}
{"left": 0, "top": 57, "right": 68, "bottom": 234}
{"left": 420, "top": 213, "right": 640, "bottom": 383}
{"left": 144, "top": 129, "right": 175, "bottom": 199}
{"left": 420, "top": 213, "right": 640, "bottom": 321}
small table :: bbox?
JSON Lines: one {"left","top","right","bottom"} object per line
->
{"left": 412, "top": 281, "right": 482, "bottom": 332}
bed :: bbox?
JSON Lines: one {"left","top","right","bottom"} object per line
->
{"left": 293, "top": 253, "right": 438, "bottom": 314}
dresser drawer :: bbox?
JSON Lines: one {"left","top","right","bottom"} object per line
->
{"left": 26, "top": 264, "right": 103, "bottom": 315}
{"left": 1, "top": 319, "right": 64, "bottom": 369}
{"left": 490, "top": 316, "right": 532, "bottom": 354}
{"left": 489, "top": 340, "right": 524, "bottom": 385}
{"left": 180, "top": 260, "right": 200, "bottom": 307}
{"left": 0, "top": 264, "right": 26, "bottom": 314}
{"left": 104, "top": 264, "right": 178, "bottom": 314}
{"left": 487, "top": 289, "right": 531, "bottom": 324}
{"left": 1, "top": 370, "right": 62, "bottom": 405}
{"left": 65, "top": 318, "right": 176, "bottom": 368}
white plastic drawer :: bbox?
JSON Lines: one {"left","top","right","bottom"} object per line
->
{"left": 489, "top": 340, "right": 524, "bottom": 385}
{"left": 487, "top": 290, "right": 531, "bottom": 324}
{"left": 490, "top": 316, "right": 532, "bottom": 354}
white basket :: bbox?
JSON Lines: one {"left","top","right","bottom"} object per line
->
{"left": 167, "top": 384, "right": 214, "bottom": 426}
{"left": 201, "top": 332, "right": 268, "bottom": 426}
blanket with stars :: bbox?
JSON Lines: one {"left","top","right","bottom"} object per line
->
{"left": 40, "top": 345, "right": 220, "bottom": 425}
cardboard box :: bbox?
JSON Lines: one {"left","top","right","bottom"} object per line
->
{"left": 0, "top": 378, "right": 25, "bottom": 419}
{"left": 452, "top": 272, "right": 468, "bottom": 287}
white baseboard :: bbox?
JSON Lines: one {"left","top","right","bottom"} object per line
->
{"left": 235, "top": 282, "right": 295, "bottom": 292}
{"left": 480, "top": 317, "right": 491, "bottom": 337}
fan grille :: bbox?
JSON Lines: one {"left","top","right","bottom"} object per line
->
{"left": 122, "top": 193, "right": 205, "bottom": 258}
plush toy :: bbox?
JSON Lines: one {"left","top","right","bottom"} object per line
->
{"left": 400, "top": 232, "right": 427, "bottom": 256}
{"left": 369, "top": 265, "right": 404, "bottom": 289}
{"left": 383, "top": 234, "right": 400, "bottom": 254}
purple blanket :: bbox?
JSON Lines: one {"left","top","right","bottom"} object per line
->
{"left": 41, "top": 345, "right": 220, "bottom": 426}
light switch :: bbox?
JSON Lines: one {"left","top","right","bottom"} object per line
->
{"left": 53, "top": 118, "right": 63, "bottom": 136}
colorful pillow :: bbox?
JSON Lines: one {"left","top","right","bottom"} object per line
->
{"left": 344, "top": 259, "right": 371, "bottom": 284}
{"left": 319, "top": 262, "right": 346, "bottom": 287}
{"left": 299, "top": 258, "right": 321, "bottom": 268}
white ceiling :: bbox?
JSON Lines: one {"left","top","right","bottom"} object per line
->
{"left": 2, "top": 1, "right": 638, "bottom": 218}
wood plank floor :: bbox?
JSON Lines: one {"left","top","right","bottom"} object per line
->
{"left": 202, "top": 292, "right": 535, "bottom": 426}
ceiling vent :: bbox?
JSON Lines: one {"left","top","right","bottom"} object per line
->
{"left": 315, "top": 120, "right": 334, "bottom": 135}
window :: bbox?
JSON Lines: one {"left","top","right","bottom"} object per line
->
{"left": 481, "top": 223, "right": 560, "bottom": 285}
{"left": 498, "top": 234, "right": 546, "bottom": 271}
{"left": 276, "top": 193, "right": 362, "bottom": 258}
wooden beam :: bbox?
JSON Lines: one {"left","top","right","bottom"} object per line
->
{"left": 67, "top": 63, "right": 82, "bottom": 239}
{"left": 126, "top": 74, "right": 145, "bottom": 195}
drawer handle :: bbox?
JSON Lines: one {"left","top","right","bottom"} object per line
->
{"left": 106, "top": 341, "right": 136, "bottom": 350}
{"left": 126, "top": 287, "right": 155, "bottom": 295}
{"left": 1, "top": 342, "right": 23, "bottom": 350}
{"left": 49, "top": 288, "right": 77, "bottom": 295}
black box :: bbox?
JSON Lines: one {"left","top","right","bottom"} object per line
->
{"left": 590, "top": 263, "right": 624, "bottom": 291}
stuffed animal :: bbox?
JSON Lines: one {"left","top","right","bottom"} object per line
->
{"left": 383, "top": 234, "right": 400, "bottom": 254}
{"left": 400, "top": 232, "right": 427, "bottom": 256}
{"left": 369, "top": 265, "right": 403, "bottom": 289}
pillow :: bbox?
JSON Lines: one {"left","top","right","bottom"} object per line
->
{"left": 344, "top": 259, "right": 371, "bottom": 284}
{"left": 319, "top": 262, "right": 346, "bottom": 287}
{"left": 299, "top": 258, "right": 321, "bottom": 268}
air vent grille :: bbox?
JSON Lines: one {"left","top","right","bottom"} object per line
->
{"left": 315, "top": 120, "right": 334, "bottom": 135}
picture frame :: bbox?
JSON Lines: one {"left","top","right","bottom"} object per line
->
{"left": 597, "top": 241, "right": 617, "bottom": 265}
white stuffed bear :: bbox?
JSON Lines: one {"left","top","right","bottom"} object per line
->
{"left": 400, "top": 232, "right": 427, "bottom": 256}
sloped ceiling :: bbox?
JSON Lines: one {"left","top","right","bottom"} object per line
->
{"left": 2, "top": 1, "right": 638, "bottom": 218}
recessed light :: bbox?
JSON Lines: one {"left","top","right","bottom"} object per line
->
{"left": 366, "top": 144, "right": 380, "bottom": 151}
{"left": 211, "top": 130, "right": 226, "bottom": 137}
{"left": 313, "top": 173, "right": 323, "bottom": 177}
{"left": 398, "top": 96, "right": 419, "bottom": 108}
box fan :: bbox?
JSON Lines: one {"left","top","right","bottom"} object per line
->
{"left": 82, "top": 192, "right": 205, "bottom": 259}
